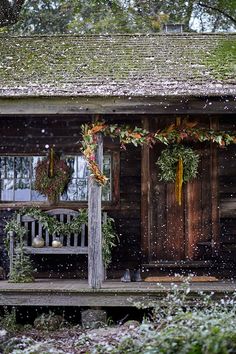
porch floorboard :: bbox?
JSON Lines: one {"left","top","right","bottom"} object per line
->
{"left": 0, "top": 279, "right": 235, "bottom": 307}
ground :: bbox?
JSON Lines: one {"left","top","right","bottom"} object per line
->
{"left": 0, "top": 322, "right": 140, "bottom": 353}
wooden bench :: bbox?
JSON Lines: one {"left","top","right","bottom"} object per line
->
{"left": 9, "top": 208, "right": 89, "bottom": 273}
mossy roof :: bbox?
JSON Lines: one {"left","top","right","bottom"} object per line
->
{"left": 0, "top": 33, "right": 235, "bottom": 97}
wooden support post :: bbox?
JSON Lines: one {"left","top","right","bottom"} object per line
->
{"left": 210, "top": 117, "right": 220, "bottom": 256}
{"left": 141, "top": 117, "right": 151, "bottom": 263}
{"left": 88, "top": 132, "right": 104, "bottom": 289}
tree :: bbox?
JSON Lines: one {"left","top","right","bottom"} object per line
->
{"left": 0, "top": 0, "right": 25, "bottom": 27}
{"left": 2, "top": 0, "right": 236, "bottom": 33}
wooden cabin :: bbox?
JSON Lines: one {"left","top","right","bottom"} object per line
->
{"left": 0, "top": 33, "right": 235, "bottom": 286}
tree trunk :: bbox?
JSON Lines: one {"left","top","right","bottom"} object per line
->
{"left": 0, "top": 0, "right": 25, "bottom": 27}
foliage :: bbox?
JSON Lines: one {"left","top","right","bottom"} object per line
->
{"left": 81, "top": 120, "right": 236, "bottom": 186}
{"left": 34, "top": 157, "right": 71, "bottom": 203}
{"left": 203, "top": 39, "right": 236, "bottom": 80}
{"left": 20, "top": 207, "right": 88, "bottom": 236}
{"left": 5, "top": 0, "right": 236, "bottom": 34}
{"left": 0, "top": 307, "right": 19, "bottom": 332}
{"left": 94, "top": 281, "right": 236, "bottom": 354}
{"left": 0, "top": 0, "right": 25, "bottom": 27}
{"left": 8, "top": 231, "right": 35, "bottom": 283}
{"left": 102, "top": 217, "right": 118, "bottom": 269}
{"left": 81, "top": 121, "right": 151, "bottom": 185}
{"left": 156, "top": 144, "right": 200, "bottom": 183}
{"left": 34, "top": 311, "right": 64, "bottom": 331}
{"left": 4, "top": 207, "right": 117, "bottom": 270}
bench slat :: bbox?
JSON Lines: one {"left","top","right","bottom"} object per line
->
{"left": 45, "top": 229, "right": 49, "bottom": 246}
{"left": 31, "top": 221, "right": 36, "bottom": 246}
{"left": 24, "top": 246, "right": 88, "bottom": 255}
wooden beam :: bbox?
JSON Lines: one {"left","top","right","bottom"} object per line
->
{"left": 0, "top": 96, "right": 235, "bottom": 115}
{"left": 88, "top": 132, "right": 104, "bottom": 289}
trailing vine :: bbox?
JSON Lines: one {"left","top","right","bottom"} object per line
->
{"left": 81, "top": 119, "right": 236, "bottom": 186}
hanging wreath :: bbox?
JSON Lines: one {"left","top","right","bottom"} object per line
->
{"left": 34, "top": 150, "right": 71, "bottom": 203}
{"left": 156, "top": 145, "right": 200, "bottom": 205}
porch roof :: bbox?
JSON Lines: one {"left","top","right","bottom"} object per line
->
{"left": 0, "top": 33, "right": 235, "bottom": 98}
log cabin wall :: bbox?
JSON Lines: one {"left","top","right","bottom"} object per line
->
{"left": 0, "top": 115, "right": 141, "bottom": 277}
{"left": 219, "top": 117, "right": 236, "bottom": 263}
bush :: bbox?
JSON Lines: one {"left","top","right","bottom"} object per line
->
{"left": 93, "top": 281, "right": 236, "bottom": 354}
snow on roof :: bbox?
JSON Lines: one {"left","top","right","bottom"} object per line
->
{"left": 0, "top": 33, "right": 235, "bottom": 97}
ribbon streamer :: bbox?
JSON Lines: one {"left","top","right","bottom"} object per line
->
{"left": 49, "top": 148, "right": 54, "bottom": 178}
{"left": 175, "top": 157, "right": 183, "bottom": 206}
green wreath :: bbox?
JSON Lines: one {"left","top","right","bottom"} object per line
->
{"left": 156, "top": 145, "right": 200, "bottom": 183}
{"left": 35, "top": 158, "right": 71, "bottom": 202}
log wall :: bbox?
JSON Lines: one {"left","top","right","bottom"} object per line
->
{"left": 219, "top": 117, "right": 236, "bottom": 261}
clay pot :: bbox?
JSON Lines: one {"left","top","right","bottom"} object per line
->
{"left": 32, "top": 235, "right": 45, "bottom": 248}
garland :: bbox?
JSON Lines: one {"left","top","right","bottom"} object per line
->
{"left": 156, "top": 145, "right": 200, "bottom": 205}
{"left": 81, "top": 119, "right": 236, "bottom": 186}
{"left": 34, "top": 151, "right": 71, "bottom": 203}
{"left": 4, "top": 207, "right": 117, "bottom": 271}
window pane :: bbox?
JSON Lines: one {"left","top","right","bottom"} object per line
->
{"left": 0, "top": 157, "right": 14, "bottom": 179}
{"left": 15, "top": 157, "right": 31, "bottom": 179}
{"left": 77, "top": 179, "right": 88, "bottom": 200}
{"left": 77, "top": 156, "right": 89, "bottom": 178}
{"left": 15, "top": 178, "right": 31, "bottom": 201}
{"left": 1, "top": 179, "right": 14, "bottom": 201}
{"left": 61, "top": 155, "right": 112, "bottom": 202}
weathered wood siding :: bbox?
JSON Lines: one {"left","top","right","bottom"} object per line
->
{"left": 219, "top": 117, "right": 236, "bottom": 261}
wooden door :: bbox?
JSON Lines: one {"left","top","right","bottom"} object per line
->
{"left": 141, "top": 117, "right": 219, "bottom": 263}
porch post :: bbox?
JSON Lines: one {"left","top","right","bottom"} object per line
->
{"left": 141, "top": 117, "right": 151, "bottom": 263}
{"left": 88, "top": 132, "right": 104, "bottom": 289}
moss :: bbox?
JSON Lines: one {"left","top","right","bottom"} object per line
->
{"left": 203, "top": 39, "right": 236, "bottom": 80}
{"left": 0, "top": 34, "right": 235, "bottom": 95}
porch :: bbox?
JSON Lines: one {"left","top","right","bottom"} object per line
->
{"left": 0, "top": 279, "right": 235, "bottom": 307}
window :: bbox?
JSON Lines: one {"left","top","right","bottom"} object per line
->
{"left": 0, "top": 156, "right": 45, "bottom": 202}
{"left": 61, "top": 155, "right": 111, "bottom": 202}
{"left": 0, "top": 155, "right": 112, "bottom": 202}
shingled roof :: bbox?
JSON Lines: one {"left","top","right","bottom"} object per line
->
{"left": 0, "top": 33, "right": 235, "bottom": 97}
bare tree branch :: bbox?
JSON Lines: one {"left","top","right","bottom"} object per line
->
{"left": 0, "top": 0, "right": 25, "bottom": 27}
{"left": 198, "top": 2, "right": 236, "bottom": 24}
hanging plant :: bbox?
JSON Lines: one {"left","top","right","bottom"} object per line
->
{"left": 34, "top": 151, "right": 71, "bottom": 203}
{"left": 156, "top": 145, "right": 200, "bottom": 205}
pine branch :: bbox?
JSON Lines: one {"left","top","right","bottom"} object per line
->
{"left": 198, "top": 2, "right": 236, "bottom": 24}
{"left": 0, "top": 0, "right": 25, "bottom": 27}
